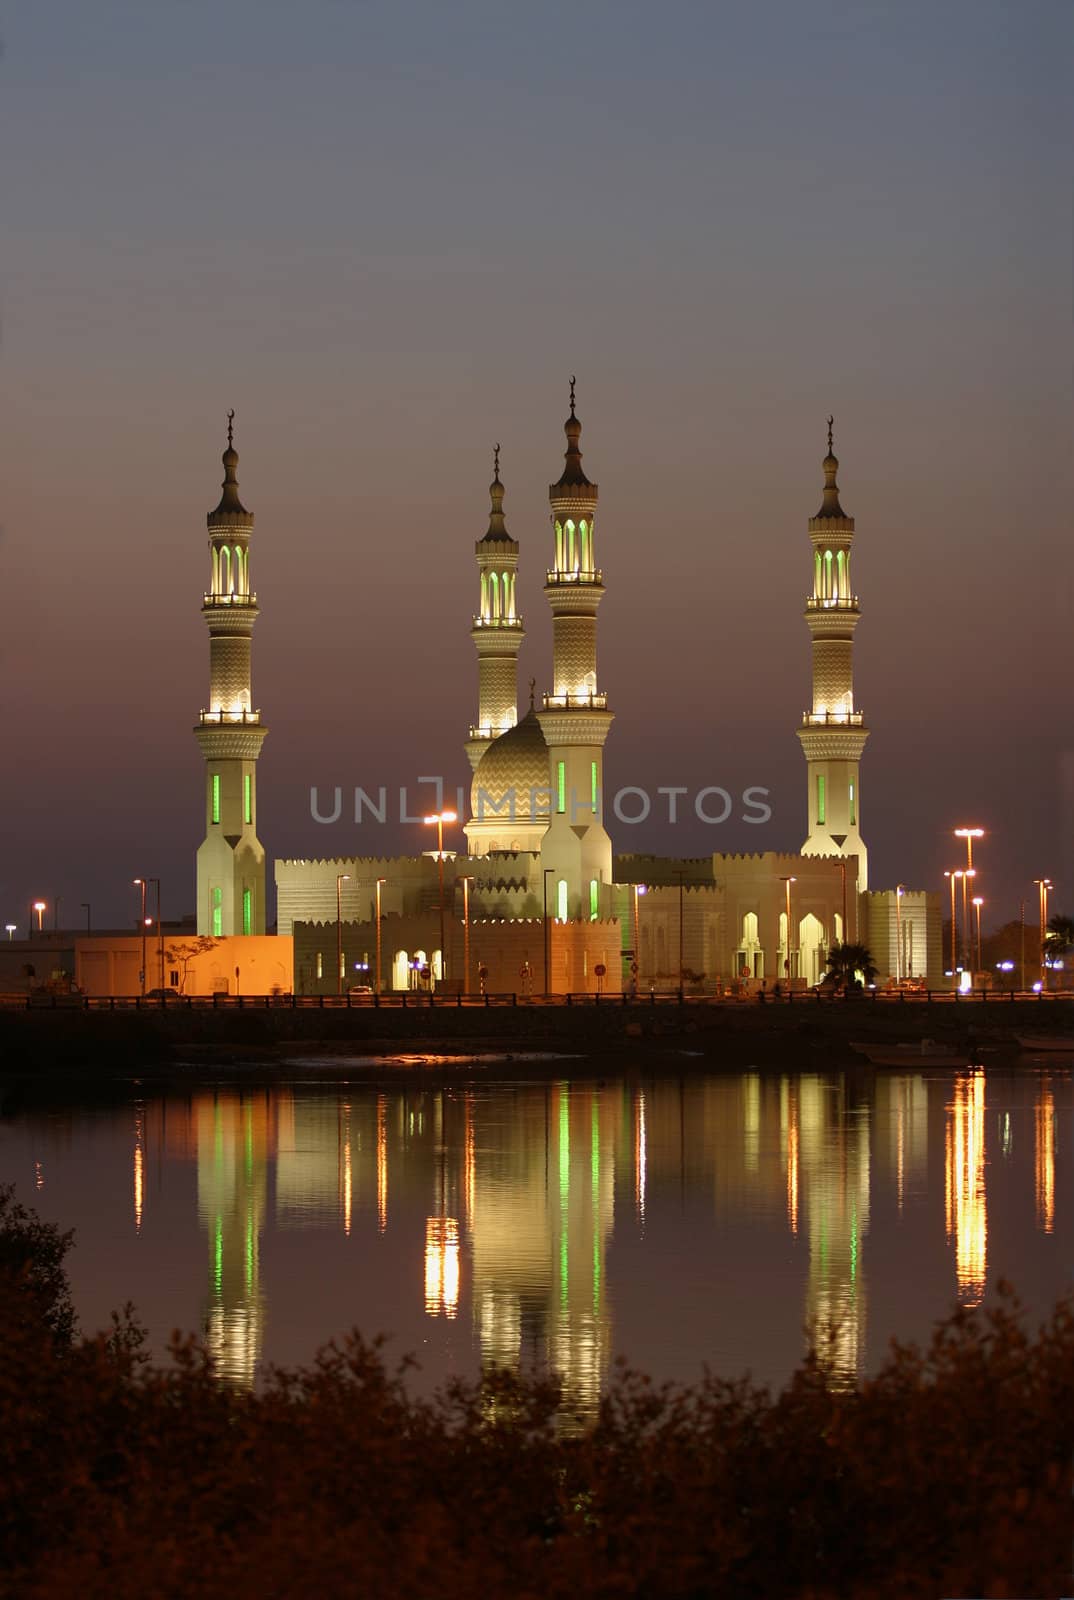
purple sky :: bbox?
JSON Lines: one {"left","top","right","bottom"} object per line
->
{"left": 2, "top": 0, "right": 1070, "bottom": 931}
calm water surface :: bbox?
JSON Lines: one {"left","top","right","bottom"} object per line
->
{"left": 2, "top": 1065, "right": 1070, "bottom": 1412}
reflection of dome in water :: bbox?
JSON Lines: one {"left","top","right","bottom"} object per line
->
{"left": 471, "top": 708, "right": 549, "bottom": 822}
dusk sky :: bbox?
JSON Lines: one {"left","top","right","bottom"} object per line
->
{"left": 2, "top": 0, "right": 1070, "bottom": 931}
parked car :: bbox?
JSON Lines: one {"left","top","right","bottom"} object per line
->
{"left": 348, "top": 984, "right": 374, "bottom": 997}
{"left": 146, "top": 988, "right": 184, "bottom": 1003}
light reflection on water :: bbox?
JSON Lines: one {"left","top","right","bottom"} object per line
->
{"left": 2, "top": 1067, "right": 1070, "bottom": 1408}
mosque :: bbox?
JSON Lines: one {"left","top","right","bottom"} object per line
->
{"left": 191, "top": 388, "right": 942, "bottom": 996}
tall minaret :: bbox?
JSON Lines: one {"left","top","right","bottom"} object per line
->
{"left": 194, "top": 414, "right": 268, "bottom": 936}
{"left": 535, "top": 380, "right": 614, "bottom": 920}
{"left": 465, "top": 445, "right": 525, "bottom": 770}
{"left": 797, "top": 417, "right": 869, "bottom": 889}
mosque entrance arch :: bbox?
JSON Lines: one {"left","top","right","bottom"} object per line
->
{"left": 798, "top": 913, "right": 826, "bottom": 987}
{"left": 737, "top": 911, "right": 763, "bottom": 980}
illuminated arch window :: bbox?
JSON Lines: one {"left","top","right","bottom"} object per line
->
{"left": 211, "top": 886, "right": 223, "bottom": 939}
{"left": 502, "top": 572, "right": 511, "bottom": 620}
{"left": 589, "top": 879, "right": 599, "bottom": 920}
{"left": 557, "top": 879, "right": 568, "bottom": 921}
{"left": 824, "top": 549, "right": 833, "bottom": 601}
{"left": 579, "top": 519, "right": 589, "bottom": 571}
{"left": 489, "top": 571, "right": 500, "bottom": 620}
{"left": 242, "top": 887, "right": 252, "bottom": 937}
{"left": 835, "top": 550, "right": 845, "bottom": 601}
{"left": 220, "top": 546, "right": 232, "bottom": 595}
{"left": 555, "top": 521, "right": 564, "bottom": 571}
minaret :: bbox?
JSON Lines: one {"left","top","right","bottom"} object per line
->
{"left": 797, "top": 418, "right": 869, "bottom": 889}
{"left": 194, "top": 414, "right": 268, "bottom": 936}
{"left": 465, "top": 445, "right": 525, "bottom": 770}
{"left": 535, "top": 380, "right": 614, "bottom": 920}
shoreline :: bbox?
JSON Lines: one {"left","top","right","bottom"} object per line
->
{"left": 2, "top": 998, "right": 1071, "bottom": 1104}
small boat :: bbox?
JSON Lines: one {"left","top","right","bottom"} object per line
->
{"left": 850, "top": 1041, "right": 973, "bottom": 1068}
{"left": 1014, "top": 1035, "right": 1074, "bottom": 1054}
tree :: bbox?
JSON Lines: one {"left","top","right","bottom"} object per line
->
{"left": 1044, "top": 913, "right": 1074, "bottom": 974}
{"left": 824, "top": 941, "right": 878, "bottom": 989}
{"left": 163, "top": 936, "right": 219, "bottom": 995}
{"left": 0, "top": 1184, "right": 76, "bottom": 1344}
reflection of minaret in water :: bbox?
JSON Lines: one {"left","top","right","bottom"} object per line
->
{"left": 797, "top": 1076, "right": 870, "bottom": 1385}
{"left": 196, "top": 1093, "right": 270, "bottom": 1387}
{"left": 468, "top": 1084, "right": 617, "bottom": 1415}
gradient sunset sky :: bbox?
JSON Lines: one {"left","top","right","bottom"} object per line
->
{"left": 2, "top": 0, "right": 1070, "bottom": 930}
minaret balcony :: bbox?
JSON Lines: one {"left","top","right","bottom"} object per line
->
{"left": 805, "top": 596, "right": 859, "bottom": 612}
{"left": 471, "top": 615, "right": 524, "bottom": 630}
{"left": 203, "top": 592, "right": 259, "bottom": 607}
{"left": 801, "top": 709, "right": 865, "bottom": 727}
{"left": 200, "top": 708, "right": 263, "bottom": 726}
{"left": 468, "top": 724, "right": 495, "bottom": 742}
{"left": 542, "top": 690, "right": 608, "bottom": 711}
{"left": 546, "top": 569, "right": 602, "bottom": 587}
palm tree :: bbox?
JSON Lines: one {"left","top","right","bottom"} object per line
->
{"left": 824, "top": 941, "right": 878, "bottom": 990}
{"left": 1043, "top": 914, "right": 1074, "bottom": 976}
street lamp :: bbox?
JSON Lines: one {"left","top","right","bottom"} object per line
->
{"left": 675, "top": 869, "right": 686, "bottom": 1002}
{"left": 632, "top": 884, "right": 647, "bottom": 996}
{"left": 972, "top": 896, "right": 983, "bottom": 976}
{"left": 779, "top": 877, "right": 796, "bottom": 985}
{"left": 336, "top": 873, "right": 351, "bottom": 996}
{"left": 542, "top": 866, "right": 556, "bottom": 997}
{"left": 954, "top": 827, "right": 985, "bottom": 871}
{"left": 456, "top": 875, "right": 474, "bottom": 996}
{"left": 133, "top": 880, "right": 148, "bottom": 995}
{"left": 32, "top": 900, "right": 46, "bottom": 937}
{"left": 944, "top": 871, "right": 962, "bottom": 989}
{"left": 374, "top": 883, "right": 387, "bottom": 992}
{"left": 895, "top": 885, "right": 905, "bottom": 984}
{"left": 81, "top": 902, "right": 91, "bottom": 935}
{"left": 147, "top": 878, "right": 163, "bottom": 990}
{"left": 1034, "top": 878, "right": 1052, "bottom": 992}
{"left": 424, "top": 811, "right": 457, "bottom": 985}
{"left": 5, "top": 924, "right": 16, "bottom": 941}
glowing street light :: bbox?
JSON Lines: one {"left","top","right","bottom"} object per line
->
{"left": 133, "top": 879, "right": 147, "bottom": 995}
{"left": 336, "top": 873, "right": 351, "bottom": 996}
{"left": 779, "top": 876, "right": 796, "bottom": 985}
{"left": 374, "top": 883, "right": 387, "bottom": 992}
{"left": 972, "top": 896, "right": 984, "bottom": 976}
{"left": 457, "top": 875, "right": 474, "bottom": 996}
{"left": 632, "top": 883, "right": 647, "bottom": 996}
{"left": 953, "top": 827, "right": 985, "bottom": 871}
{"left": 424, "top": 811, "right": 457, "bottom": 984}
{"left": 1034, "top": 878, "right": 1052, "bottom": 992}
{"left": 944, "top": 871, "right": 962, "bottom": 990}
{"left": 32, "top": 900, "right": 46, "bottom": 936}
{"left": 895, "top": 885, "right": 905, "bottom": 984}
{"left": 5, "top": 924, "right": 16, "bottom": 942}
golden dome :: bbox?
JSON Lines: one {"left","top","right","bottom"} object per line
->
{"left": 470, "top": 708, "right": 550, "bottom": 822}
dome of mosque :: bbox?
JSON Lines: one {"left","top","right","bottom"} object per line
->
{"left": 470, "top": 708, "right": 550, "bottom": 822}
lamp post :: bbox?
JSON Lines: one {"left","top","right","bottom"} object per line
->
{"left": 424, "top": 811, "right": 457, "bottom": 985}
{"left": 133, "top": 880, "right": 147, "bottom": 994}
{"left": 5, "top": 924, "right": 16, "bottom": 941}
{"left": 954, "top": 827, "right": 985, "bottom": 874}
{"left": 944, "top": 871, "right": 961, "bottom": 990}
{"left": 894, "top": 885, "right": 905, "bottom": 984}
{"left": 838, "top": 858, "right": 848, "bottom": 944}
{"left": 1034, "top": 878, "right": 1052, "bottom": 991}
{"left": 457, "top": 875, "right": 474, "bottom": 996}
{"left": 336, "top": 873, "right": 351, "bottom": 996}
{"left": 631, "top": 884, "right": 647, "bottom": 996}
{"left": 374, "top": 883, "right": 387, "bottom": 992}
{"left": 31, "top": 900, "right": 46, "bottom": 937}
{"left": 81, "top": 902, "right": 91, "bottom": 935}
{"left": 675, "top": 870, "right": 685, "bottom": 1001}
{"left": 779, "top": 877, "right": 796, "bottom": 986}
{"left": 1020, "top": 899, "right": 1026, "bottom": 992}
{"left": 148, "top": 878, "right": 163, "bottom": 990}
{"left": 972, "top": 896, "right": 983, "bottom": 976}
{"left": 960, "top": 869, "right": 976, "bottom": 971}
{"left": 542, "top": 867, "right": 557, "bottom": 998}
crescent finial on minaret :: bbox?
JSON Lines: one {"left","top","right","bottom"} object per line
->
{"left": 493, "top": 442, "right": 501, "bottom": 482}
{"left": 827, "top": 414, "right": 834, "bottom": 453}
{"left": 529, "top": 677, "right": 536, "bottom": 709}
{"left": 569, "top": 374, "right": 577, "bottom": 416}
{"left": 227, "top": 409, "right": 235, "bottom": 450}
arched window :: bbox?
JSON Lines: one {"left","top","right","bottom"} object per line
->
{"left": 835, "top": 550, "right": 845, "bottom": 601}
{"left": 566, "top": 520, "right": 577, "bottom": 573}
{"left": 589, "top": 879, "right": 599, "bottom": 920}
{"left": 557, "top": 879, "right": 568, "bottom": 921}
{"left": 480, "top": 571, "right": 488, "bottom": 619}
{"left": 579, "top": 519, "right": 589, "bottom": 572}
{"left": 555, "top": 521, "right": 564, "bottom": 572}
{"left": 489, "top": 571, "right": 500, "bottom": 620}
{"left": 823, "top": 549, "right": 833, "bottom": 602}
{"left": 502, "top": 572, "right": 512, "bottom": 620}
{"left": 212, "top": 547, "right": 220, "bottom": 594}
{"left": 814, "top": 551, "right": 822, "bottom": 597}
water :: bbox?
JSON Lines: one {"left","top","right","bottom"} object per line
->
{"left": 2, "top": 1065, "right": 1069, "bottom": 1412}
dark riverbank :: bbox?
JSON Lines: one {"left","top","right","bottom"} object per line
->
{"left": 1, "top": 996, "right": 1070, "bottom": 1101}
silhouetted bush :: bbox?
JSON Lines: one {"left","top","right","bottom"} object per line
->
{"left": 1, "top": 1191, "right": 1071, "bottom": 1598}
